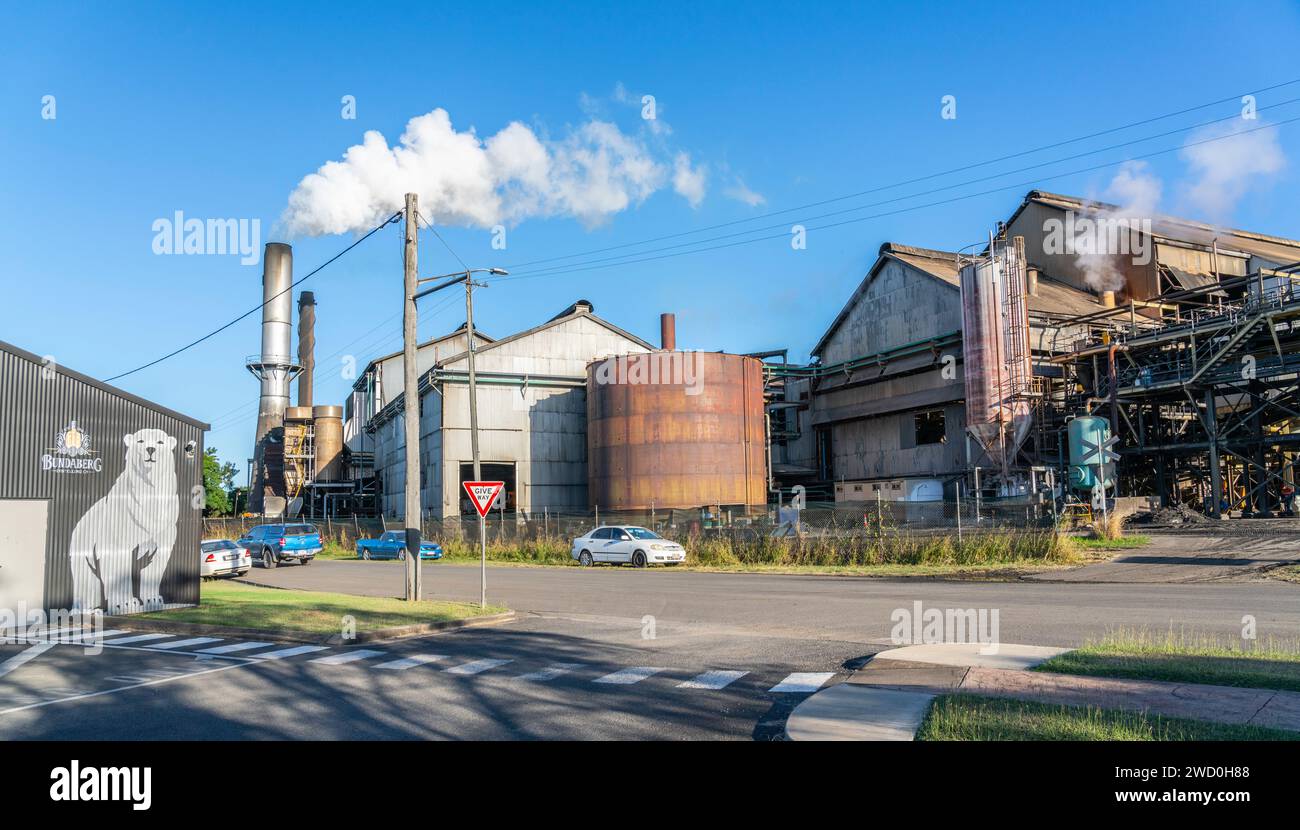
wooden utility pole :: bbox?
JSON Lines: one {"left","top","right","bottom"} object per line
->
{"left": 466, "top": 278, "right": 486, "bottom": 608}
{"left": 402, "top": 193, "right": 422, "bottom": 601}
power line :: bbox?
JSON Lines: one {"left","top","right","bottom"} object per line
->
{"left": 500, "top": 79, "right": 1300, "bottom": 271}
{"left": 104, "top": 212, "right": 401, "bottom": 382}
{"left": 417, "top": 210, "right": 470, "bottom": 271}
{"left": 497, "top": 113, "right": 1300, "bottom": 282}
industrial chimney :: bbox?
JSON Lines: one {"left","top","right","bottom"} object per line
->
{"left": 660, "top": 312, "right": 676, "bottom": 351}
{"left": 246, "top": 242, "right": 300, "bottom": 515}
{"left": 297, "top": 291, "right": 316, "bottom": 408}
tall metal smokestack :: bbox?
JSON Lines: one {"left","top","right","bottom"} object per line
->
{"left": 297, "top": 291, "right": 316, "bottom": 408}
{"left": 660, "top": 312, "right": 676, "bottom": 351}
{"left": 246, "top": 242, "right": 300, "bottom": 515}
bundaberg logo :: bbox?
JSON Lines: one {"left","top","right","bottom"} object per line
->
{"left": 42, "top": 420, "right": 103, "bottom": 474}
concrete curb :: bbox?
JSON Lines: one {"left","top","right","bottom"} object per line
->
{"left": 784, "top": 642, "right": 1068, "bottom": 741}
{"left": 105, "top": 610, "right": 516, "bottom": 646}
{"left": 786, "top": 684, "right": 934, "bottom": 741}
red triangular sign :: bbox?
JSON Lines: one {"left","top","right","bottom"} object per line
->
{"left": 463, "top": 481, "right": 505, "bottom": 517}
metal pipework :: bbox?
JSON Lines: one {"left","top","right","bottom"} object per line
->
{"left": 297, "top": 291, "right": 316, "bottom": 408}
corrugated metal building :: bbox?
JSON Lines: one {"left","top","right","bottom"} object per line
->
{"left": 806, "top": 238, "right": 1106, "bottom": 502}
{"left": 368, "top": 301, "right": 653, "bottom": 519}
{"left": 0, "top": 340, "right": 208, "bottom": 617}
{"left": 343, "top": 322, "right": 495, "bottom": 455}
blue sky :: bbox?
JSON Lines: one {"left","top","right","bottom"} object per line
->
{"left": 3, "top": 0, "right": 1300, "bottom": 480}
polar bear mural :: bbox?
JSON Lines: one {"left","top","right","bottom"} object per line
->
{"left": 68, "top": 428, "right": 180, "bottom": 614}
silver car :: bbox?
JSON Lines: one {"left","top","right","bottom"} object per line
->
{"left": 571, "top": 526, "right": 686, "bottom": 567}
{"left": 200, "top": 539, "right": 251, "bottom": 579}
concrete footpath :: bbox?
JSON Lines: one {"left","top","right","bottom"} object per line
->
{"left": 785, "top": 643, "right": 1300, "bottom": 740}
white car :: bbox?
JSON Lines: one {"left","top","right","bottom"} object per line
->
{"left": 571, "top": 526, "right": 686, "bottom": 567}
{"left": 200, "top": 539, "right": 251, "bottom": 579}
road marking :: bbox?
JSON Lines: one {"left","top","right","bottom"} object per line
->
{"left": 147, "top": 637, "right": 225, "bottom": 650}
{"left": 769, "top": 672, "right": 835, "bottom": 693}
{"left": 0, "top": 643, "right": 55, "bottom": 679}
{"left": 677, "top": 670, "right": 749, "bottom": 690}
{"left": 12, "top": 628, "right": 127, "bottom": 643}
{"left": 100, "top": 633, "right": 175, "bottom": 645}
{"left": 0, "top": 660, "right": 254, "bottom": 716}
{"left": 254, "top": 645, "right": 329, "bottom": 660}
{"left": 445, "top": 658, "right": 511, "bottom": 675}
{"left": 373, "top": 654, "right": 447, "bottom": 671}
{"left": 593, "top": 666, "right": 666, "bottom": 685}
{"left": 198, "top": 641, "right": 275, "bottom": 655}
{"left": 516, "top": 663, "right": 581, "bottom": 682}
{"left": 309, "top": 649, "right": 386, "bottom": 666}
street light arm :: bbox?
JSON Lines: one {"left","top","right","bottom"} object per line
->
{"left": 413, "top": 268, "right": 509, "bottom": 302}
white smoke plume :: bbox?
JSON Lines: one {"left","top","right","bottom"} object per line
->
{"left": 672, "top": 152, "right": 707, "bottom": 208}
{"left": 282, "top": 108, "right": 705, "bottom": 236}
{"left": 1074, "top": 161, "right": 1162, "bottom": 292}
{"left": 1179, "top": 119, "right": 1285, "bottom": 222}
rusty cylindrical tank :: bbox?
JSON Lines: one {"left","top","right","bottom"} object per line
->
{"left": 587, "top": 351, "right": 766, "bottom": 510}
{"left": 312, "top": 405, "right": 343, "bottom": 482}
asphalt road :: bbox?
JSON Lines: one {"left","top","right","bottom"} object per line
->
{"left": 0, "top": 615, "right": 859, "bottom": 740}
{"left": 243, "top": 557, "right": 1300, "bottom": 646}
{"left": 4, "top": 545, "right": 1297, "bottom": 741}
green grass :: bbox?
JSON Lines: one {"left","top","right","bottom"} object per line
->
{"left": 1069, "top": 534, "right": 1151, "bottom": 550}
{"left": 917, "top": 693, "right": 1300, "bottom": 741}
{"left": 1036, "top": 629, "right": 1300, "bottom": 692}
{"left": 1271, "top": 564, "right": 1300, "bottom": 584}
{"left": 317, "top": 540, "right": 358, "bottom": 560}
{"left": 225, "top": 526, "right": 1081, "bottom": 578}
{"left": 436, "top": 527, "right": 1077, "bottom": 570}
{"left": 141, "top": 581, "right": 504, "bottom": 635}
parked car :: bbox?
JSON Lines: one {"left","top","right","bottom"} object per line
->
{"left": 237, "top": 523, "right": 322, "bottom": 568}
{"left": 571, "top": 526, "right": 685, "bottom": 567}
{"left": 355, "top": 530, "right": 443, "bottom": 561}
{"left": 200, "top": 539, "right": 251, "bottom": 579}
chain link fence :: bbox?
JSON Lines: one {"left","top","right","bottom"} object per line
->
{"left": 203, "top": 497, "right": 1068, "bottom": 568}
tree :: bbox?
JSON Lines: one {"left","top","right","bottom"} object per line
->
{"left": 202, "top": 448, "right": 238, "bottom": 515}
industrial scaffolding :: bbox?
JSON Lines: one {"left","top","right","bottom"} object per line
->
{"left": 1045, "top": 263, "right": 1300, "bottom": 517}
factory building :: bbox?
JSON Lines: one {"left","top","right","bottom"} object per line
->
{"left": 343, "top": 323, "right": 496, "bottom": 455}
{"left": 367, "top": 300, "right": 654, "bottom": 519}
{"left": 0, "top": 339, "right": 207, "bottom": 618}
{"left": 777, "top": 189, "right": 1300, "bottom": 517}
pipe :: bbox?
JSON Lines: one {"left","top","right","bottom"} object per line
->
{"left": 660, "top": 312, "right": 676, "bottom": 351}
{"left": 1101, "top": 290, "right": 1116, "bottom": 308}
{"left": 297, "top": 291, "right": 316, "bottom": 408}
{"left": 1026, "top": 266, "right": 1039, "bottom": 296}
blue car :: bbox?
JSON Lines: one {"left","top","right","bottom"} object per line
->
{"left": 238, "top": 523, "right": 322, "bottom": 568}
{"left": 356, "top": 531, "right": 443, "bottom": 561}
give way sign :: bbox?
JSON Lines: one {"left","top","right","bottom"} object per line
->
{"left": 463, "top": 481, "right": 505, "bottom": 518}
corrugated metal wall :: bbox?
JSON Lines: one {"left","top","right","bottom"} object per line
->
{"left": 0, "top": 344, "right": 205, "bottom": 614}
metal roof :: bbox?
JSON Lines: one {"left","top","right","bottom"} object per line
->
{"left": 0, "top": 339, "right": 210, "bottom": 430}
{"left": 367, "top": 301, "right": 654, "bottom": 430}
{"left": 810, "top": 243, "right": 964, "bottom": 357}
{"left": 1012, "top": 190, "right": 1300, "bottom": 265}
